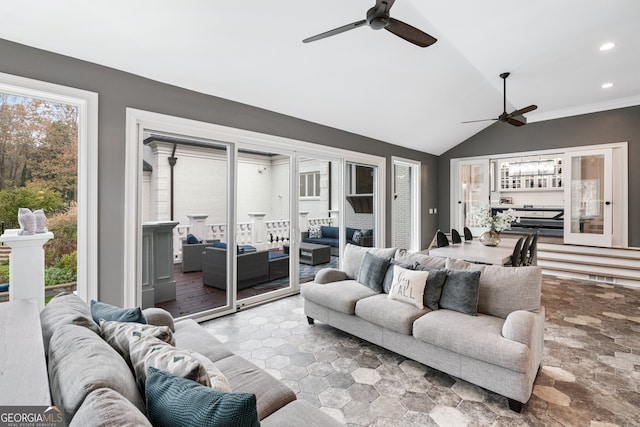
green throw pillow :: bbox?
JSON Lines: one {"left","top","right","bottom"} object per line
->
{"left": 146, "top": 367, "right": 260, "bottom": 427}
{"left": 439, "top": 269, "right": 482, "bottom": 316}
{"left": 357, "top": 252, "right": 391, "bottom": 292}
{"left": 91, "top": 300, "right": 147, "bottom": 325}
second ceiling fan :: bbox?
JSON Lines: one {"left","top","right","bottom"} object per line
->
{"left": 302, "top": 0, "right": 437, "bottom": 48}
{"left": 463, "top": 72, "right": 538, "bottom": 127}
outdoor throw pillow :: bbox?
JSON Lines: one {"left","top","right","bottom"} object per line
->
{"left": 100, "top": 320, "right": 175, "bottom": 365}
{"left": 146, "top": 367, "right": 259, "bottom": 427}
{"left": 356, "top": 252, "right": 391, "bottom": 292}
{"left": 308, "top": 225, "right": 322, "bottom": 239}
{"left": 413, "top": 264, "right": 448, "bottom": 311}
{"left": 91, "top": 300, "right": 146, "bottom": 325}
{"left": 186, "top": 233, "right": 200, "bottom": 244}
{"left": 387, "top": 265, "right": 429, "bottom": 309}
{"left": 352, "top": 230, "right": 362, "bottom": 244}
{"left": 129, "top": 335, "right": 211, "bottom": 394}
{"left": 438, "top": 269, "right": 482, "bottom": 316}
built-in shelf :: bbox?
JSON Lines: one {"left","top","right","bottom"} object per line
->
{"left": 498, "top": 157, "right": 563, "bottom": 192}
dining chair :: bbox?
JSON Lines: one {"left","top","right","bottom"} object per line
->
{"left": 463, "top": 227, "right": 473, "bottom": 241}
{"left": 524, "top": 231, "right": 539, "bottom": 266}
{"left": 451, "top": 228, "right": 462, "bottom": 244}
{"left": 436, "top": 231, "right": 450, "bottom": 247}
{"left": 520, "top": 234, "right": 532, "bottom": 268}
{"left": 507, "top": 237, "right": 524, "bottom": 267}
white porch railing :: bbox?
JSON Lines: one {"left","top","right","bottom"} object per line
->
{"left": 173, "top": 212, "right": 335, "bottom": 263}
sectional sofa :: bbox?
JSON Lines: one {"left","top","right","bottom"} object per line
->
{"left": 303, "top": 225, "right": 373, "bottom": 256}
{"left": 39, "top": 293, "right": 343, "bottom": 426}
{"left": 301, "top": 244, "right": 545, "bottom": 412}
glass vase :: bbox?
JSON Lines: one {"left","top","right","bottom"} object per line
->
{"left": 479, "top": 229, "right": 500, "bottom": 246}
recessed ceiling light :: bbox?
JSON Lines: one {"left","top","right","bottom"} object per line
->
{"left": 601, "top": 82, "right": 614, "bottom": 89}
{"left": 600, "top": 42, "right": 615, "bottom": 51}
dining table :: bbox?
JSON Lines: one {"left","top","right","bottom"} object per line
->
{"left": 427, "top": 237, "right": 520, "bottom": 266}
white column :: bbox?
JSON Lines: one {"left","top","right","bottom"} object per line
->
{"left": 248, "top": 212, "right": 267, "bottom": 246}
{"left": 329, "top": 210, "right": 339, "bottom": 225}
{"left": 186, "top": 214, "right": 209, "bottom": 240}
{"left": 0, "top": 229, "right": 54, "bottom": 312}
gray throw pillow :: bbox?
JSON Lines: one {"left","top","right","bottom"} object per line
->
{"left": 100, "top": 320, "right": 175, "bottom": 365}
{"left": 357, "top": 252, "right": 391, "bottom": 292}
{"left": 91, "top": 300, "right": 147, "bottom": 325}
{"left": 146, "top": 367, "right": 259, "bottom": 427}
{"left": 413, "top": 264, "right": 448, "bottom": 311}
{"left": 439, "top": 269, "right": 482, "bottom": 316}
{"left": 382, "top": 260, "right": 415, "bottom": 293}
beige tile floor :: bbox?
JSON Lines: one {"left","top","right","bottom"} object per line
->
{"left": 202, "top": 276, "right": 640, "bottom": 426}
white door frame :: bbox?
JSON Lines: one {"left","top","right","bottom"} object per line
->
{"left": 391, "top": 157, "right": 421, "bottom": 251}
{"left": 450, "top": 158, "right": 490, "bottom": 232}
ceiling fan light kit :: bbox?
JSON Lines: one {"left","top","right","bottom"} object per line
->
{"left": 463, "top": 72, "right": 538, "bottom": 127}
{"left": 302, "top": 0, "right": 437, "bottom": 48}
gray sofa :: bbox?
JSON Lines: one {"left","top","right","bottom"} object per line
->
{"left": 39, "top": 293, "right": 343, "bottom": 426}
{"left": 301, "top": 244, "right": 544, "bottom": 412}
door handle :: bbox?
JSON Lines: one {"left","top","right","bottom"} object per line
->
{"left": 605, "top": 201, "right": 611, "bottom": 206}
{"left": 458, "top": 201, "right": 462, "bottom": 204}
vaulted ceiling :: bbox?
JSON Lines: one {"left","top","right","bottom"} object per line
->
{"left": 2, "top": 0, "right": 638, "bottom": 155}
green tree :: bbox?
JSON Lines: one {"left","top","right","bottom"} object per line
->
{"left": 0, "top": 183, "right": 63, "bottom": 223}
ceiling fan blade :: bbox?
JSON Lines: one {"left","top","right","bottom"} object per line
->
{"left": 303, "top": 20, "right": 368, "bottom": 43}
{"left": 506, "top": 116, "right": 527, "bottom": 127}
{"left": 385, "top": 17, "right": 437, "bottom": 47}
{"left": 509, "top": 105, "right": 538, "bottom": 117}
{"left": 461, "top": 118, "right": 498, "bottom": 124}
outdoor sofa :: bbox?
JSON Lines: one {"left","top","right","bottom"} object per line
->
{"left": 302, "top": 225, "right": 373, "bottom": 256}
{"left": 301, "top": 244, "right": 544, "bottom": 412}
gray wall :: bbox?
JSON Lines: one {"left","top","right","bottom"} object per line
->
{"left": 0, "top": 39, "right": 438, "bottom": 305}
{"left": 438, "top": 105, "right": 640, "bottom": 247}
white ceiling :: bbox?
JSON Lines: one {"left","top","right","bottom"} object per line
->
{"left": 1, "top": 0, "right": 639, "bottom": 155}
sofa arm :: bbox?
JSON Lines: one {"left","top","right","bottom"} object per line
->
{"left": 314, "top": 268, "right": 348, "bottom": 284}
{"left": 142, "top": 307, "right": 175, "bottom": 332}
{"left": 360, "top": 235, "right": 374, "bottom": 247}
{"left": 502, "top": 309, "right": 540, "bottom": 346}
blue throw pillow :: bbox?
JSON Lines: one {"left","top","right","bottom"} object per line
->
{"left": 321, "top": 226, "right": 339, "bottom": 239}
{"left": 186, "top": 233, "right": 200, "bottom": 244}
{"left": 90, "top": 300, "right": 147, "bottom": 325}
{"left": 146, "top": 367, "right": 260, "bottom": 427}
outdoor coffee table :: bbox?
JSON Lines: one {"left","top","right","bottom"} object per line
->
{"left": 283, "top": 242, "right": 331, "bottom": 265}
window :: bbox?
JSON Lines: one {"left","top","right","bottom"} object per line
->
{"left": 300, "top": 171, "right": 320, "bottom": 198}
{"left": 348, "top": 164, "right": 374, "bottom": 195}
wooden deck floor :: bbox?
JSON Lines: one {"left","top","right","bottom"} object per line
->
{"left": 155, "top": 263, "right": 317, "bottom": 318}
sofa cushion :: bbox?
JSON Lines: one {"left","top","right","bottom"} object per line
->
{"left": 446, "top": 258, "right": 542, "bottom": 319}
{"left": 91, "top": 300, "right": 147, "bottom": 325}
{"left": 146, "top": 367, "right": 260, "bottom": 427}
{"left": 262, "top": 400, "right": 344, "bottom": 427}
{"left": 382, "top": 260, "right": 415, "bottom": 293}
{"left": 303, "top": 237, "right": 338, "bottom": 247}
{"left": 69, "top": 388, "right": 152, "bottom": 427}
{"left": 355, "top": 294, "right": 429, "bottom": 335}
{"left": 215, "top": 355, "right": 296, "bottom": 420}
{"left": 413, "top": 265, "right": 448, "bottom": 311}
{"left": 40, "top": 292, "right": 101, "bottom": 357}
{"left": 412, "top": 310, "right": 530, "bottom": 373}
{"left": 301, "top": 280, "right": 379, "bottom": 315}
{"left": 100, "top": 319, "right": 175, "bottom": 365}
{"left": 439, "top": 269, "right": 481, "bottom": 316}
{"left": 321, "top": 225, "right": 338, "bottom": 239}
{"left": 173, "top": 319, "right": 235, "bottom": 363}
{"left": 387, "top": 265, "right": 429, "bottom": 309}
{"left": 48, "top": 324, "right": 145, "bottom": 423}
{"left": 394, "top": 250, "right": 446, "bottom": 269}
{"left": 343, "top": 244, "right": 397, "bottom": 279}
{"left": 356, "top": 252, "right": 391, "bottom": 292}
{"left": 130, "top": 335, "right": 208, "bottom": 392}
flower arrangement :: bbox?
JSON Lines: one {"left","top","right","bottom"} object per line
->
{"left": 470, "top": 205, "right": 519, "bottom": 232}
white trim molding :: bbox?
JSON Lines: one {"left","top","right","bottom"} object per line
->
{"left": 0, "top": 72, "right": 99, "bottom": 302}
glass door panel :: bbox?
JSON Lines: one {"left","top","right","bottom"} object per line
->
{"left": 346, "top": 162, "right": 376, "bottom": 248}
{"left": 236, "top": 149, "right": 293, "bottom": 308}
{"left": 564, "top": 149, "right": 612, "bottom": 247}
{"left": 456, "top": 159, "right": 489, "bottom": 233}
{"left": 392, "top": 159, "right": 420, "bottom": 251}
{"left": 299, "top": 157, "right": 339, "bottom": 283}
{"left": 141, "top": 133, "right": 231, "bottom": 318}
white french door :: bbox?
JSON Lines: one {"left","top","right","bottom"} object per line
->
{"left": 452, "top": 159, "right": 490, "bottom": 232}
{"left": 563, "top": 148, "right": 613, "bottom": 247}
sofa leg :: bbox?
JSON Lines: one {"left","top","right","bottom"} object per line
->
{"left": 306, "top": 316, "right": 315, "bottom": 325}
{"left": 508, "top": 398, "right": 523, "bottom": 413}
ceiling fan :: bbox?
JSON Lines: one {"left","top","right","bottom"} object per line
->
{"left": 302, "top": 0, "right": 437, "bottom": 48}
{"left": 463, "top": 72, "right": 537, "bottom": 127}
